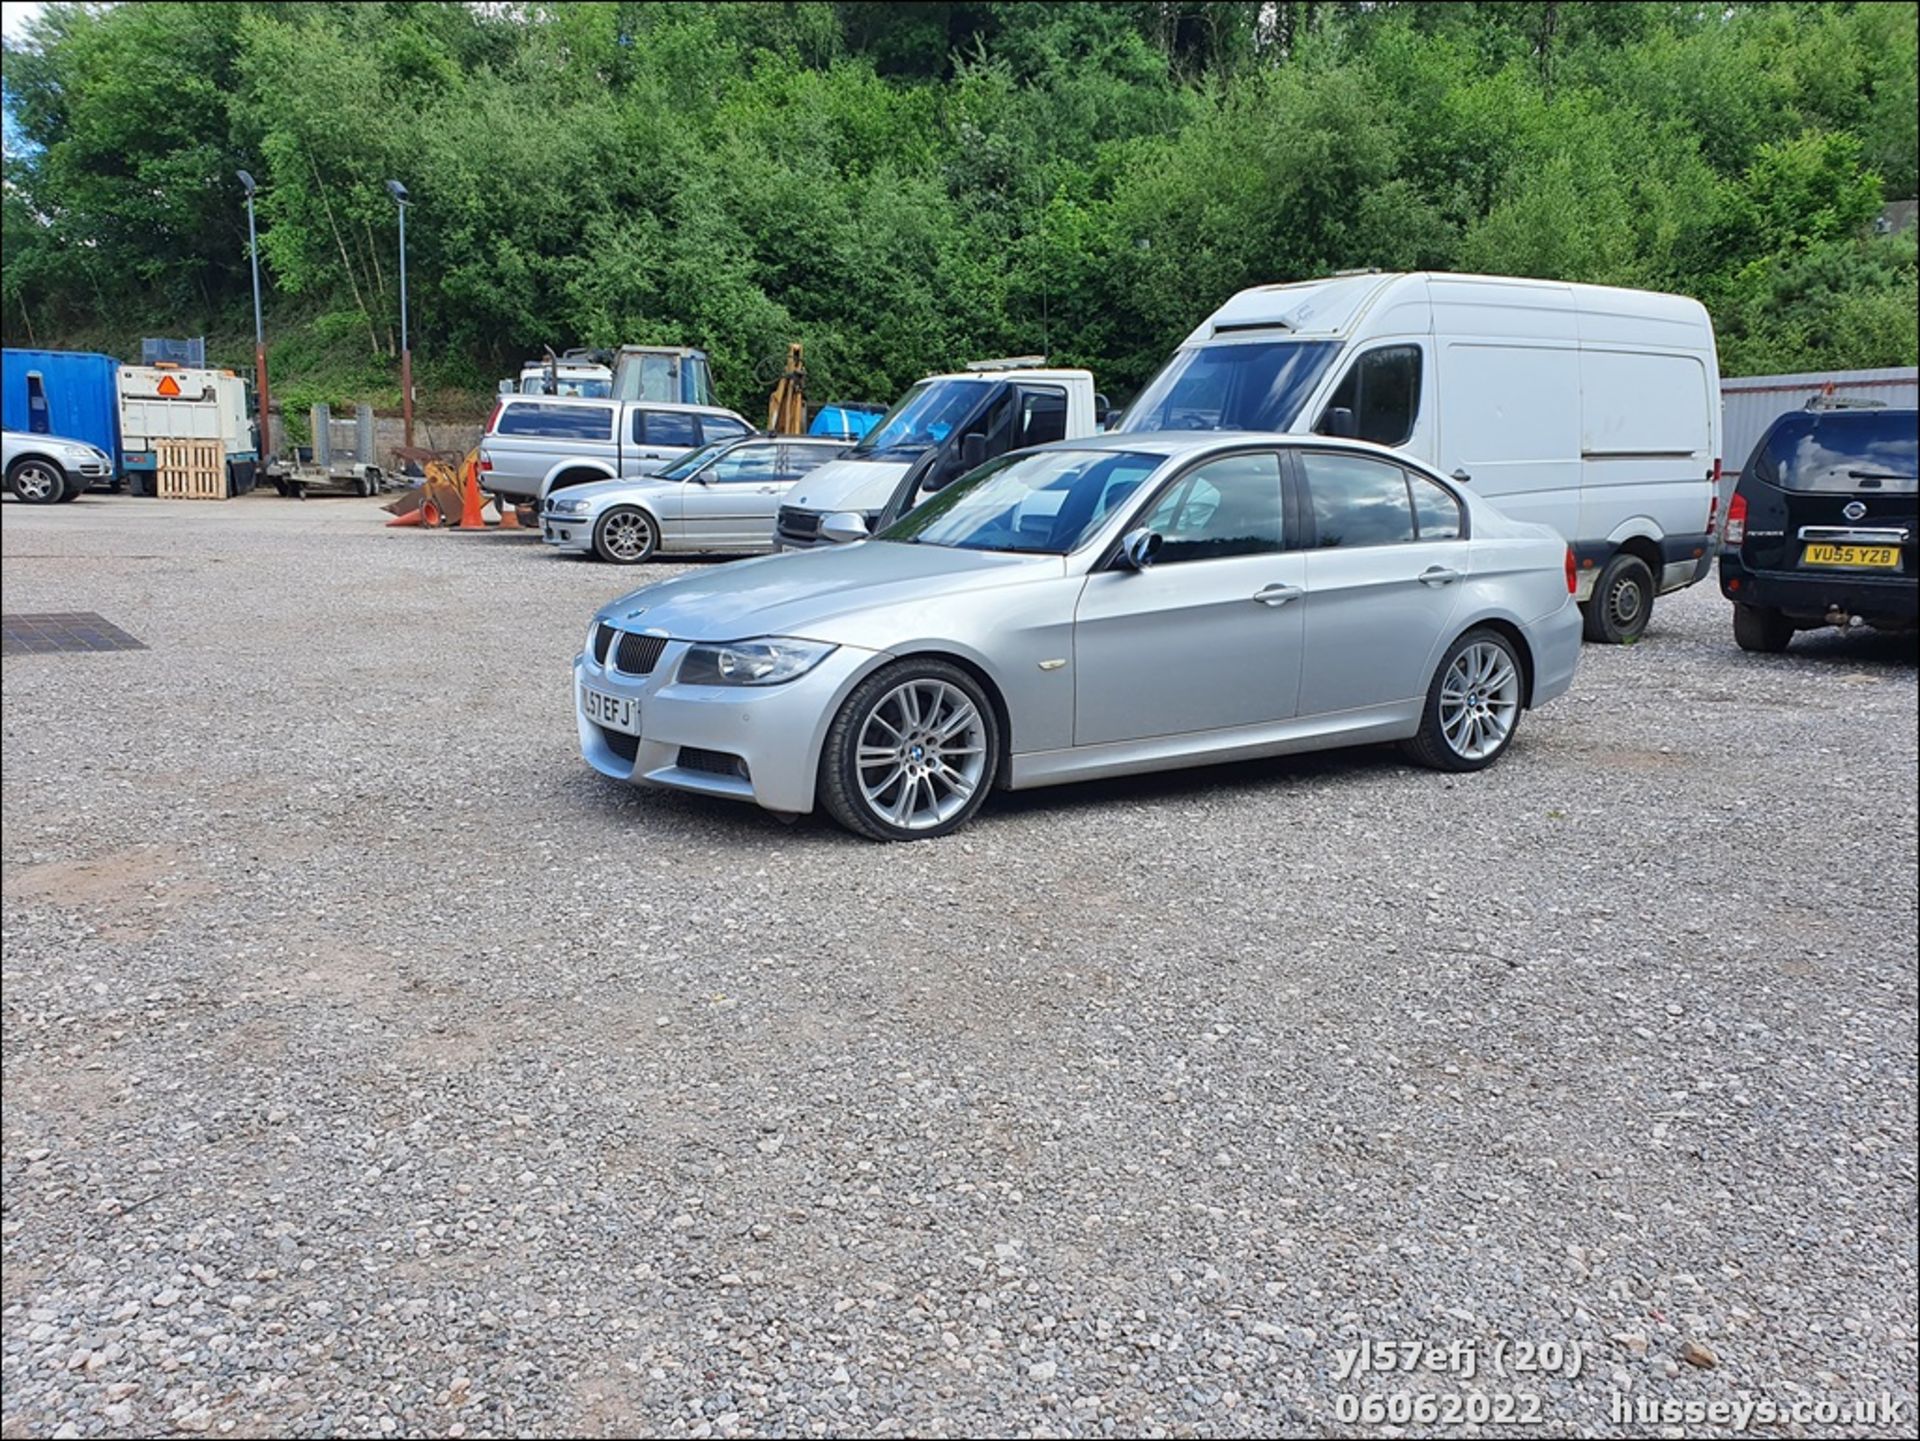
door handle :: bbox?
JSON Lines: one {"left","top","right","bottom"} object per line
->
{"left": 1451, "top": 468, "right": 1472, "bottom": 484}
{"left": 1252, "top": 583, "right": 1303, "bottom": 606}
{"left": 1418, "top": 566, "right": 1463, "bottom": 586}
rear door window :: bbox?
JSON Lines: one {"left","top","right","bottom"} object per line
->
{"left": 1756, "top": 411, "right": 1919, "bottom": 494}
{"left": 782, "top": 445, "right": 844, "bottom": 481}
{"left": 1300, "top": 451, "right": 1418, "bottom": 548}
{"left": 495, "top": 402, "right": 612, "bottom": 440}
{"left": 1409, "top": 472, "right": 1464, "bottom": 539}
{"left": 639, "top": 410, "right": 699, "bottom": 448}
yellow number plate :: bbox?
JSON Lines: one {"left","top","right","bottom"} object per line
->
{"left": 1803, "top": 543, "right": 1900, "bottom": 569}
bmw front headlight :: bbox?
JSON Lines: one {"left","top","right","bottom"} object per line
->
{"left": 549, "top": 497, "right": 591, "bottom": 515}
{"left": 679, "top": 637, "right": 836, "bottom": 687}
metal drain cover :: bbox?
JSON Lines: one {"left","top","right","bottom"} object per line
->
{"left": 2, "top": 612, "right": 147, "bottom": 655}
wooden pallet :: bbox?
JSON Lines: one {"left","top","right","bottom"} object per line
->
{"left": 155, "top": 438, "right": 228, "bottom": 500}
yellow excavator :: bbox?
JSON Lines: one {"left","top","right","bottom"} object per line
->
{"left": 766, "top": 342, "right": 807, "bottom": 434}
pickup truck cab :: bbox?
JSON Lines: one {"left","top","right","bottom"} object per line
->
{"left": 773, "top": 360, "right": 1103, "bottom": 549}
{"left": 479, "top": 396, "right": 755, "bottom": 505}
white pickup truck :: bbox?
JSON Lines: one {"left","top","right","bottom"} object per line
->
{"left": 772, "top": 359, "right": 1107, "bottom": 548}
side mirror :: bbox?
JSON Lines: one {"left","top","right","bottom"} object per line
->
{"left": 1320, "top": 406, "right": 1357, "bottom": 439}
{"left": 1118, "top": 527, "right": 1162, "bottom": 571}
{"left": 820, "top": 511, "right": 870, "bottom": 544}
{"left": 497, "top": 379, "right": 515, "bottom": 396}
{"left": 960, "top": 432, "right": 987, "bottom": 470}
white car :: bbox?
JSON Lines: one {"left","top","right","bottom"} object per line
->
{"left": 4, "top": 429, "right": 115, "bottom": 504}
{"left": 542, "top": 436, "right": 852, "bottom": 562}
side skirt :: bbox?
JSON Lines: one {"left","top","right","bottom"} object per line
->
{"left": 1006, "top": 702, "right": 1423, "bottom": 791}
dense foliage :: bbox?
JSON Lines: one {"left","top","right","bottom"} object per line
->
{"left": 4, "top": 1, "right": 1915, "bottom": 412}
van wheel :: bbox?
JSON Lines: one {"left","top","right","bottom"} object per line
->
{"left": 593, "top": 507, "right": 658, "bottom": 563}
{"left": 7, "top": 457, "right": 66, "bottom": 504}
{"left": 1582, "top": 553, "right": 1654, "bottom": 644}
{"left": 1732, "top": 603, "right": 1794, "bottom": 654}
{"left": 819, "top": 659, "right": 999, "bottom": 841}
{"left": 1402, "top": 628, "right": 1525, "bottom": 773}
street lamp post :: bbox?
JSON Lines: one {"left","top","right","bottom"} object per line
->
{"left": 237, "top": 170, "right": 272, "bottom": 470}
{"left": 386, "top": 179, "right": 412, "bottom": 449}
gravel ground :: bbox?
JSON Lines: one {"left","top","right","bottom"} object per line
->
{"left": 3, "top": 492, "right": 1915, "bottom": 1439}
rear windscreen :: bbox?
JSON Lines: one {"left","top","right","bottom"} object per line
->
{"left": 494, "top": 403, "right": 613, "bottom": 441}
{"left": 1755, "top": 410, "right": 1918, "bottom": 494}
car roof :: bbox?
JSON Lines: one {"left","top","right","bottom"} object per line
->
{"left": 499, "top": 395, "right": 744, "bottom": 418}
{"left": 1030, "top": 429, "right": 1445, "bottom": 472}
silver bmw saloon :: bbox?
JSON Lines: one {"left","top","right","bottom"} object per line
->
{"left": 574, "top": 433, "right": 1583, "bottom": 840}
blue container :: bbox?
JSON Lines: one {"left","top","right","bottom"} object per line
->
{"left": 809, "top": 403, "right": 882, "bottom": 441}
{"left": 2, "top": 349, "right": 123, "bottom": 472}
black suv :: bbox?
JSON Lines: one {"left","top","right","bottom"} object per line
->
{"left": 1719, "top": 404, "right": 1917, "bottom": 652}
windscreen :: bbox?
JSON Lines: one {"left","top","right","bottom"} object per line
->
{"left": 881, "top": 448, "right": 1162, "bottom": 554}
{"left": 1116, "top": 340, "right": 1338, "bottom": 433}
{"left": 1755, "top": 410, "right": 1918, "bottom": 494}
{"left": 853, "top": 380, "right": 986, "bottom": 457}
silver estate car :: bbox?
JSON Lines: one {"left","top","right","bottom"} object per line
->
{"left": 5, "top": 429, "right": 115, "bottom": 504}
{"left": 574, "top": 433, "right": 1583, "bottom": 840}
{"left": 542, "top": 437, "right": 852, "bottom": 562}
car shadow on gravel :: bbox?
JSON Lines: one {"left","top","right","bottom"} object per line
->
{"left": 979, "top": 741, "right": 1416, "bottom": 827}
{"left": 1769, "top": 627, "right": 1919, "bottom": 668}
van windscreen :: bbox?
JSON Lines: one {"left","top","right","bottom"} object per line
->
{"left": 1116, "top": 341, "right": 1338, "bottom": 434}
{"left": 1756, "top": 410, "right": 1918, "bottom": 494}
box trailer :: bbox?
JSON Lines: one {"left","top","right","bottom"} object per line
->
{"left": 118, "top": 364, "right": 260, "bottom": 496}
{"left": 1, "top": 348, "right": 125, "bottom": 491}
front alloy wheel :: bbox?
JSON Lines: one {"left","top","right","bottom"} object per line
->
{"left": 1404, "top": 628, "right": 1525, "bottom": 772}
{"left": 593, "top": 506, "right": 658, "bottom": 564}
{"left": 820, "top": 660, "right": 998, "bottom": 841}
{"left": 7, "top": 459, "right": 66, "bottom": 504}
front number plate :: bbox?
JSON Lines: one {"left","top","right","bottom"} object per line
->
{"left": 1803, "top": 543, "right": 1900, "bottom": 569}
{"left": 581, "top": 684, "right": 640, "bottom": 736}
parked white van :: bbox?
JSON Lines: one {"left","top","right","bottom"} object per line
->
{"left": 1114, "top": 271, "right": 1722, "bottom": 642}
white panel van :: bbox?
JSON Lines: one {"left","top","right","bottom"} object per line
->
{"left": 1114, "top": 272, "right": 1722, "bottom": 642}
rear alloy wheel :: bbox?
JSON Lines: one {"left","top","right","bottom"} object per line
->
{"left": 7, "top": 458, "right": 66, "bottom": 504}
{"left": 1403, "top": 628, "right": 1525, "bottom": 773}
{"left": 1582, "top": 552, "right": 1655, "bottom": 644}
{"left": 820, "top": 660, "right": 998, "bottom": 841}
{"left": 593, "top": 506, "right": 658, "bottom": 564}
{"left": 1732, "top": 603, "right": 1794, "bottom": 654}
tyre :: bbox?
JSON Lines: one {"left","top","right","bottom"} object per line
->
{"left": 7, "top": 457, "right": 67, "bottom": 504}
{"left": 1402, "top": 627, "right": 1525, "bottom": 773}
{"left": 592, "top": 506, "right": 659, "bottom": 564}
{"left": 1581, "top": 552, "right": 1655, "bottom": 644}
{"left": 819, "top": 659, "right": 999, "bottom": 841}
{"left": 55, "top": 476, "right": 87, "bottom": 502}
{"left": 1732, "top": 603, "right": 1794, "bottom": 654}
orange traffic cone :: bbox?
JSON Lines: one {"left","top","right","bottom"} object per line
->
{"left": 457, "top": 452, "right": 487, "bottom": 530}
{"left": 386, "top": 506, "right": 426, "bottom": 528}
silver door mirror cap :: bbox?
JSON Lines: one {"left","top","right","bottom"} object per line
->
{"left": 820, "top": 511, "right": 870, "bottom": 544}
{"left": 1119, "top": 527, "right": 1162, "bottom": 570}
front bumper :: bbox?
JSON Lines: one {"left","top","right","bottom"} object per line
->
{"left": 1527, "top": 596, "right": 1583, "bottom": 708}
{"left": 574, "top": 639, "right": 878, "bottom": 814}
{"left": 542, "top": 509, "right": 597, "bottom": 553}
{"left": 1718, "top": 556, "right": 1918, "bottom": 623}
